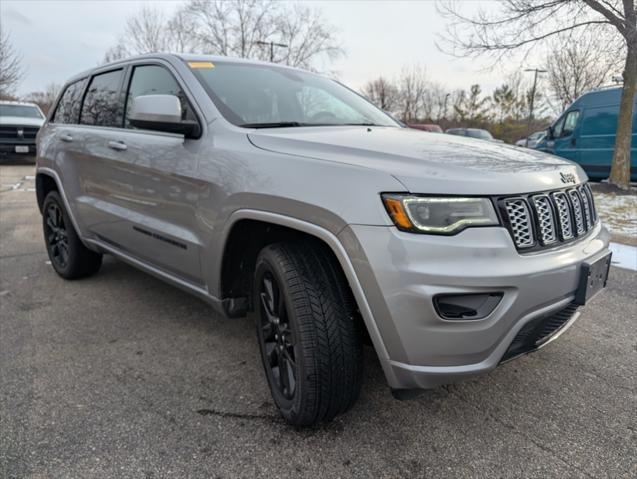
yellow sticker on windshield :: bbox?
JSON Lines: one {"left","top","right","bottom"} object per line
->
{"left": 188, "top": 61, "right": 215, "bottom": 69}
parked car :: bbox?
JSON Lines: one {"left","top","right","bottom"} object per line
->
{"left": 36, "top": 54, "right": 611, "bottom": 426}
{"left": 446, "top": 127, "right": 503, "bottom": 142}
{"left": 536, "top": 86, "right": 637, "bottom": 181}
{"left": 0, "top": 101, "right": 45, "bottom": 159}
{"left": 515, "top": 131, "right": 546, "bottom": 148}
{"left": 408, "top": 123, "right": 443, "bottom": 133}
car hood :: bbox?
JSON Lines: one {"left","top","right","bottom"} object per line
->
{"left": 248, "top": 126, "right": 585, "bottom": 195}
{"left": 0, "top": 116, "right": 45, "bottom": 127}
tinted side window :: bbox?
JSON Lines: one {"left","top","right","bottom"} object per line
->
{"left": 52, "top": 78, "right": 88, "bottom": 124}
{"left": 80, "top": 69, "right": 124, "bottom": 127}
{"left": 125, "top": 65, "right": 196, "bottom": 128}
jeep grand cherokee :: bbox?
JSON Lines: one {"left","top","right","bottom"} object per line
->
{"left": 36, "top": 54, "right": 611, "bottom": 426}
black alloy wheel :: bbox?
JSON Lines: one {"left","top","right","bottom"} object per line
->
{"left": 257, "top": 271, "right": 298, "bottom": 401}
{"left": 44, "top": 202, "right": 69, "bottom": 270}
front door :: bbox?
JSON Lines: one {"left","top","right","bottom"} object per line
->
{"left": 79, "top": 63, "right": 205, "bottom": 285}
{"left": 548, "top": 110, "right": 581, "bottom": 164}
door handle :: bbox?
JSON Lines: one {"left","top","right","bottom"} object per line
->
{"left": 60, "top": 134, "right": 73, "bottom": 142}
{"left": 108, "top": 140, "right": 127, "bottom": 151}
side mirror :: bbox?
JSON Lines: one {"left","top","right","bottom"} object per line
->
{"left": 129, "top": 95, "right": 200, "bottom": 138}
{"left": 546, "top": 126, "right": 554, "bottom": 140}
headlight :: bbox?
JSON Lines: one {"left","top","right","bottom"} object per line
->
{"left": 382, "top": 194, "right": 499, "bottom": 234}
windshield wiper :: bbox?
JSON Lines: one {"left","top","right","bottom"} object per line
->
{"left": 239, "top": 121, "right": 306, "bottom": 129}
{"left": 341, "top": 122, "right": 385, "bottom": 126}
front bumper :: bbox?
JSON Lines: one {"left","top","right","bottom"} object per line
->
{"left": 0, "top": 142, "right": 37, "bottom": 155}
{"left": 338, "top": 222, "right": 610, "bottom": 389}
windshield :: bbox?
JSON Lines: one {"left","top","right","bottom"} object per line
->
{"left": 0, "top": 104, "right": 43, "bottom": 119}
{"left": 466, "top": 129, "right": 493, "bottom": 140}
{"left": 189, "top": 61, "right": 399, "bottom": 128}
{"left": 529, "top": 131, "right": 543, "bottom": 140}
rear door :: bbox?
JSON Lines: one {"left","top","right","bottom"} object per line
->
{"left": 80, "top": 62, "right": 205, "bottom": 285}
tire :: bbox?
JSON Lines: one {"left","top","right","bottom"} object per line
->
{"left": 42, "top": 191, "right": 102, "bottom": 279}
{"left": 254, "top": 241, "right": 363, "bottom": 426}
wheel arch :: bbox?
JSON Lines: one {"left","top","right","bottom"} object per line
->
{"left": 217, "top": 210, "right": 392, "bottom": 372}
{"left": 36, "top": 170, "right": 59, "bottom": 213}
{"left": 35, "top": 167, "right": 88, "bottom": 251}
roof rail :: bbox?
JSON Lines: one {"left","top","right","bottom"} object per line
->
{"left": 590, "top": 84, "right": 622, "bottom": 92}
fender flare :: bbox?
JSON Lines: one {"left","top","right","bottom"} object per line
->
{"left": 36, "top": 167, "right": 85, "bottom": 239}
{"left": 219, "top": 209, "right": 396, "bottom": 383}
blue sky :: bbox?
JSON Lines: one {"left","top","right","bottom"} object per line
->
{"left": 3, "top": 0, "right": 521, "bottom": 95}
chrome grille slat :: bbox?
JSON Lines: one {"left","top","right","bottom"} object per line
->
{"left": 503, "top": 183, "right": 597, "bottom": 252}
{"left": 581, "top": 184, "right": 596, "bottom": 223}
{"left": 567, "top": 189, "right": 586, "bottom": 236}
{"left": 577, "top": 186, "right": 593, "bottom": 229}
{"left": 531, "top": 195, "right": 557, "bottom": 245}
{"left": 504, "top": 198, "right": 534, "bottom": 248}
{"left": 551, "top": 192, "right": 574, "bottom": 240}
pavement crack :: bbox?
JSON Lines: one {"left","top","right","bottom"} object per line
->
{"left": 196, "top": 408, "right": 280, "bottom": 423}
{"left": 0, "top": 251, "right": 47, "bottom": 259}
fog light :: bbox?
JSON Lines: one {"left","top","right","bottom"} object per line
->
{"left": 434, "top": 293, "right": 503, "bottom": 320}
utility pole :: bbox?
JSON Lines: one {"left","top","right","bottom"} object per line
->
{"left": 524, "top": 68, "right": 546, "bottom": 147}
{"left": 255, "top": 40, "right": 289, "bottom": 63}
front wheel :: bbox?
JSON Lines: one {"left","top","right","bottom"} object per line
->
{"left": 254, "top": 241, "right": 363, "bottom": 426}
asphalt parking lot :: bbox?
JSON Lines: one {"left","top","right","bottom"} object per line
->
{"left": 1, "top": 162, "right": 636, "bottom": 479}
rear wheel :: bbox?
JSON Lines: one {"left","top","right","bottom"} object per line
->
{"left": 42, "top": 191, "right": 102, "bottom": 279}
{"left": 254, "top": 241, "right": 363, "bottom": 426}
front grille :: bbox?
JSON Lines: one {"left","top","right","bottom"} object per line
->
{"left": 501, "top": 183, "right": 597, "bottom": 251}
{"left": 0, "top": 126, "right": 39, "bottom": 140}
{"left": 500, "top": 302, "right": 579, "bottom": 362}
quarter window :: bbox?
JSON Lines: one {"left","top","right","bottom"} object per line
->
{"left": 80, "top": 69, "right": 124, "bottom": 127}
{"left": 124, "top": 65, "right": 196, "bottom": 128}
{"left": 52, "top": 78, "right": 88, "bottom": 124}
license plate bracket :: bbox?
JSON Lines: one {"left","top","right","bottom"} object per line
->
{"left": 574, "top": 251, "right": 612, "bottom": 306}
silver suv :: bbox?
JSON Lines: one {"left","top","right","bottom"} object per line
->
{"left": 36, "top": 54, "right": 611, "bottom": 426}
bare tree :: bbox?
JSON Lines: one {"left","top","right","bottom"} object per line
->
{"left": 103, "top": 6, "right": 196, "bottom": 63}
{"left": 545, "top": 30, "right": 622, "bottom": 110}
{"left": 397, "top": 65, "right": 428, "bottom": 122}
{"left": 438, "top": 0, "right": 637, "bottom": 189}
{"left": 23, "top": 83, "right": 62, "bottom": 114}
{"left": 104, "top": 1, "right": 342, "bottom": 72}
{"left": 185, "top": 0, "right": 276, "bottom": 59}
{"left": 423, "top": 83, "right": 450, "bottom": 123}
{"left": 185, "top": 0, "right": 342, "bottom": 69}
{"left": 0, "top": 25, "right": 23, "bottom": 97}
{"left": 362, "top": 77, "right": 399, "bottom": 112}
{"left": 274, "top": 4, "right": 343, "bottom": 70}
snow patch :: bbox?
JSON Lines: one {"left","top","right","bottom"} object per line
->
{"left": 594, "top": 192, "right": 637, "bottom": 238}
{"left": 609, "top": 242, "right": 637, "bottom": 272}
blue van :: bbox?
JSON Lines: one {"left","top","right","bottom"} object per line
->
{"left": 538, "top": 86, "right": 637, "bottom": 181}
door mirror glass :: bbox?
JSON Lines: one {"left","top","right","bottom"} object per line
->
{"left": 129, "top": 94, "right": 199, "bottom": 137}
